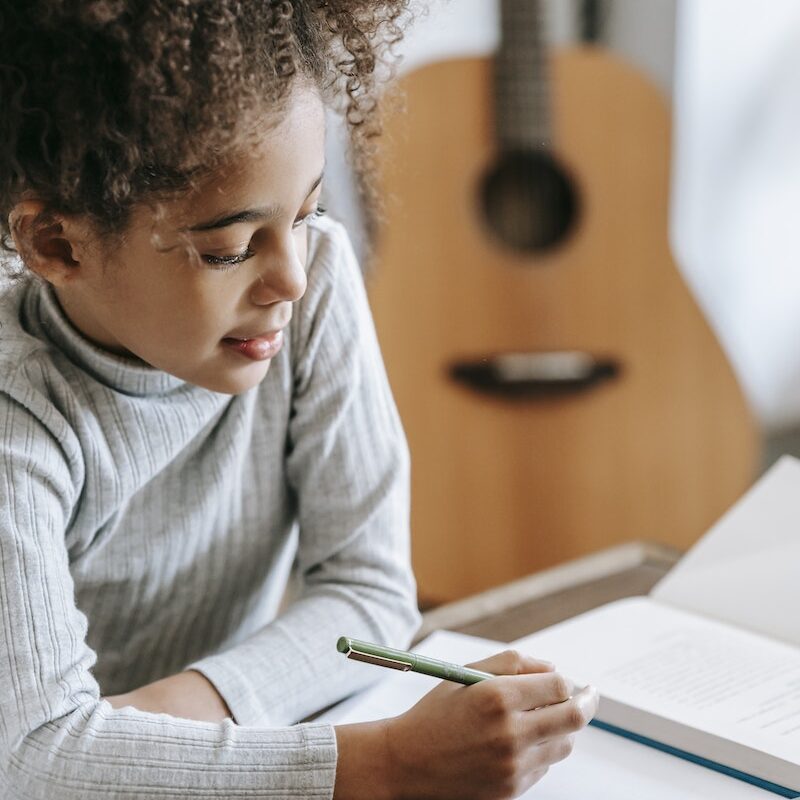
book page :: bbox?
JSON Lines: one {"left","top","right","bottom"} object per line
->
{"left": 651, "top": 455, "right": 800, "bottom": 647}
{"left": 319, "top": 628, "right": 772, "bottom": 798}
{"left": 512, "top": 597, "right": 800, "bottom": 765}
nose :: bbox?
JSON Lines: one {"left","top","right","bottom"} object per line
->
{"left": 249, "top": 237, "right": 307, "bottom": 306}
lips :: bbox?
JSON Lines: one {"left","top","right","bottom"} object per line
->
{"left": 221, "top": 330, "right": 284, "bottom": 361}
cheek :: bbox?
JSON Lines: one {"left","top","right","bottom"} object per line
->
{"left": 181, "top": 279, "right": 239, "bottom": 327}
{"left": 121, "top": 267, "right": 228, "bottom": 340}
{"left": 297, "top": 228, "right": 310, "bottom": 268}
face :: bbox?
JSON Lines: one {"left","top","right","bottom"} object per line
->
{"left": 53, "top": 86, "right": 326, "bottom": 394}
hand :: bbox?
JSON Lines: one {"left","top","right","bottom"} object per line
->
{"left": 335, "top": 650, "right": 598, "bottom": 800}
{"left": 104, "top": 669, "right": 233, "bottom": 723}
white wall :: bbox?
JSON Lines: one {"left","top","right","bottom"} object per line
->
{"left": 671, "top": 0, "right": 800, "bottom": 431}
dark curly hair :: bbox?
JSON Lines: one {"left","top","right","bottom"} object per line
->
{"left": 0, "top": 0, "right": 410, "bottom": 251}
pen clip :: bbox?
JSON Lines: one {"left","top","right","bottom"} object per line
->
{"left": 345, "top": 648, "right": 413, "bottom": 672}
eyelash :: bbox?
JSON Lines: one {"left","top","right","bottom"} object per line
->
{"left": 295, "top": 204, "right": 326, "bottom": 229}
{"left": 202, "top": 205, "right": 327, "bottom": 271}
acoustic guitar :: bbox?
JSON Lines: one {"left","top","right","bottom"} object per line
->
{"left": 368, "top": 0, "right": 758, "bottom": 603}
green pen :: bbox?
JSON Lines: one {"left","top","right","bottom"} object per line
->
{"left": 337, "top": 636, "right": 494, "bottom": 685}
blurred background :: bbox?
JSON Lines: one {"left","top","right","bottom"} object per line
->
{"left": 322, "top": 0, "right": 800, "bottom": 606}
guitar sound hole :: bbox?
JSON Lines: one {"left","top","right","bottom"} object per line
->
{"left": 480, "top": 149, "right": 579, "bottom": 254}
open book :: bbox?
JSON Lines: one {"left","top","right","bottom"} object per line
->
{"left": 512, "top": 456, "right": 800, "bottom": 797}
{"left": 322, "top": 457, "right": 799, "bottom": 797}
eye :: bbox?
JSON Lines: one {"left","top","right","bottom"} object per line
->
{"left": 293, "top": 204, "right": 327, "bottom": 230}
{"left": 202, "top": 246, "right": 256, "bottom": 270}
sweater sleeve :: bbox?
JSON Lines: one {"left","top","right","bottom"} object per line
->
{"left": 191, "top": 220, "right": 421, "bottom": 728}
{"left": 0, "top": 390, "right": 336, "bottom": 799}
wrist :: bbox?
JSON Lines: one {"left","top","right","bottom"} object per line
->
{"left": 333, "top": 719, "right": 397, "bottom": 800}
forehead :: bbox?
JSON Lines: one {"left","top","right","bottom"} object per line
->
{"left": 154, "top": 88, "right": 327, "bottom": 229}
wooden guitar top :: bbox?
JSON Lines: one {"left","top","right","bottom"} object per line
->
{"left": 369, "top": 48, "right": 759, "bottom": 603}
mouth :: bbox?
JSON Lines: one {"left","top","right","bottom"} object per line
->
{"left": 221, "top": 329, "right": 285, "bottom": 362}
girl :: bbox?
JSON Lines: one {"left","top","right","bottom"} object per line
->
{"left": 0, "top": 2, "right": 597, "bottom": 798}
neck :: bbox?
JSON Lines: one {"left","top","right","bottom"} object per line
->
{"left": 494, "top": 0, "right": 551, "bottom": 152}
{"left": 53, "top": 284, "right": 133, "bottom": 358}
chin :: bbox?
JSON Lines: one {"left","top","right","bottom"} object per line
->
{"left": 193, "top": 360, "right": 273, "bottom": 395}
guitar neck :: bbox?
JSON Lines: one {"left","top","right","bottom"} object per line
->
{"left": 495, "top": 0, "right": 552, "bottom": 151}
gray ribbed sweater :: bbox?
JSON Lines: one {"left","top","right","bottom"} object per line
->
{"left": 0, "top": 216, "right": 420, "bottom": 798}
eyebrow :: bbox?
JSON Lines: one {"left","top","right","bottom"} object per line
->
{"left": 188, "top": 170, "right": 325, "bottom": 232}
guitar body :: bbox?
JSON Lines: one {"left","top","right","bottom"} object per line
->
{"left": 369, "top": 48, "right": 759, "bottom": 603}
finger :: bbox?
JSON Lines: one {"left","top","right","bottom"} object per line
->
{"left": 520, "top": 685, "right": 599, "bottom": 741}
{"left": 479, "top": 670, "right": 576, "bottom": 713}
{"left": 465, "top": 649, "right": 555, "bottom": 676}
{"left": 505, "top": 765, "right": 549, "bottom": 799}
{"left": 526, "top": 767, "right": 549, "bottom": 787}
{"left": 531, "top": 733, "right": 576, "bottom": 768}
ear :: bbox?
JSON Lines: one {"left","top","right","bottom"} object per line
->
{"left": 8, "top": 201, "right": 89, "bottom": 287}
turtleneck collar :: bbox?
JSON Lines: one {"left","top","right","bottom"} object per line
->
{"left": 26, "top": 280, "right": 190, "bottom": 398}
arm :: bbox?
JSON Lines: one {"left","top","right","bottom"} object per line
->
{"left": 190, "top": 221, "right": 421, "bottom": 727}
{"left": 0, "top": 394, "right": 336, "bottom": 799}
{"left": 108, "top": 652, "right": 597, "bottom": 800}
{"left": 105, "top": 670, "right": 232, "bottom": 722}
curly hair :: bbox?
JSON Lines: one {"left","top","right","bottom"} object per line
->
{"left": 0, "top": 0, "right": 411, "bottom": 250}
